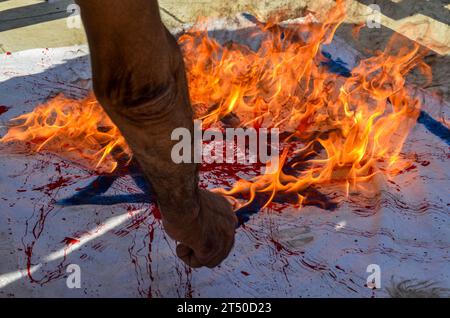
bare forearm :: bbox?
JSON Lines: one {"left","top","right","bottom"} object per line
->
{"left": 76, "top": 0, "right": 200, "bottom": 224}
{"left": 75, "top": 0, "right": 172, "bottom": 93}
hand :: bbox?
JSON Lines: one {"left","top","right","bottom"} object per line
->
{"left": 163, "top": 189, "right": 237, "bottom": 268}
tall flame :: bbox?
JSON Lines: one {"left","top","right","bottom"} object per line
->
{"left": 0, "top": 0, "right": 431, "bottom": 209}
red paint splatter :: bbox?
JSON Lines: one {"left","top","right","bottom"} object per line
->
{"left": 152, "top": 205, "right": 162, "bottom": 220}
{"left": 420, "top": 161, "right": 430, "bottom": 167}
{"left": 397, "top": 164, "right": 417, "bottom": 175}
{"left": 20, "top": 163, "right": 87, "bottom": 286}
{"left": 199, "top": 140, "right": 264, "bottom": 189}
{"left": 300, "top": 258, "right": 327, "bottom": 272}
{"left": 267, "top": 202, "right": 290, "bottom": 213}
{"left": 335, "top": 265, "right": 345, "bottom": 272}
{"left": 61, "top": 237, "right": 80, "bottom": 246}
{"left": 127, "top": 214, "right": 161, "bottom": 298}
{"left": 25, "top": 246, "right": 37, "bottom": 283}
{"left": 184, "top": 266, "right": 194, "bottom": 298}
{"left": 0, "top": 105, "right": 10, "bottom": 115}
{"left": 32, "top": 176, "right": 72, "bottom": 194}
{"left": 269, "top": 238, "right": 296, "bottom": 256}
{"left": 270, "top": 238, "right": 284, "bottom": 252}
{"left": 405, "top": 164, "right": 417, "bottom": 172}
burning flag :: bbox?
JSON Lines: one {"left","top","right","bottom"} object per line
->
{"left": 0, "top": 0, "right": 431, "bottom": 210}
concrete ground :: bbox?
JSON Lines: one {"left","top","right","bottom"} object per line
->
{"left": 1, "top": 1, "right": 449, "bottom": 51}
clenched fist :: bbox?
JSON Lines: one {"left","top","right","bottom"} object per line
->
{"left": 164, "top": 190, "right": 237, "bottom": 268}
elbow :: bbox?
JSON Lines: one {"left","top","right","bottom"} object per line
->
{"left": 93, "top": 71, "right": 179, "bottom": 124}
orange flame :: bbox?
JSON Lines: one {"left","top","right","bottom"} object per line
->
{"left": 180, "top": 1, "right": 347, "bottom": 130}
{"left": 1, "top": 94, "right": 131, "bottom": 173}
{"left": 0, "top": 0, "right": 431, "bottom": 209}
{"left": 216, "top": 35, "right": 430, "bottom": 208}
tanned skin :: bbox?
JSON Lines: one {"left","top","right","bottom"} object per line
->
{"left": 75, "top": 0, "right": 237, "bottom": 268}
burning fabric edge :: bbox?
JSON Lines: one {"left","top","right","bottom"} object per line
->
{"left": 0, "top": 0, "right": 433, "bottom": 210}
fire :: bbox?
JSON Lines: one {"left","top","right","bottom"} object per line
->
{"left": 0, "top": 0, "right": 431, "bottom": 209}
{"left": 1, "top": 94, "right": 131, "bottom": 173}
{"left": 180, "top": 2, "right": 346, "bottom": 130}
{"left": 216, "top": 33, "right": 430, "bottom": 208}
